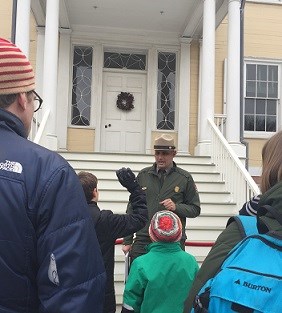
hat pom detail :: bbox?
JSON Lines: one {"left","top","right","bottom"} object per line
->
{"left": 149, "top": 210, "right": 182, "bottom": 243}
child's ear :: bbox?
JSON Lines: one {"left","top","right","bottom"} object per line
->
{"left": 92, "top": 187, "right": 98, "bottom": 201}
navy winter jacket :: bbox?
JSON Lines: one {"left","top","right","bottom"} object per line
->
{"left": 88, "top": 188, "right": 148, "bottom": 313}
{"left": 0, "top": 108, "right": 106, "bottom": 313}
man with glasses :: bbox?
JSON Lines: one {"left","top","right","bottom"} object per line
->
{"left": 32, "top": 90, "right": 43, "bottom": 112}
{"left": 0, "top": 38, "right": 106, "bottom": 312}
{"left": 122, "top": 134, "right": 201, "bottom": 261}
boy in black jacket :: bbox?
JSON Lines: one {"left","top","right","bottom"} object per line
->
{"left": 78, "top": 168, "right": 148, "bottom": 313}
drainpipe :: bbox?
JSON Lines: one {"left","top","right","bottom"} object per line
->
{"left": 240, "top": 0, "right": 249, "bottom": 169}
{"left": 11, "top": 0, "right": 18, "bottom": 43}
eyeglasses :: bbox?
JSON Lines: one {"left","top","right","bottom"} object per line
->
{"left": 32, "top": 90, "right": 43, "bottom": 112}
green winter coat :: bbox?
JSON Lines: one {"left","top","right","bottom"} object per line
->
{"left": 124, "top": 162, "right": 201, "bottom": 258}
{"left": 123, "top": 242, "right": 199, "bottom": 313}
{"left": 183, "top": 180, "right": 282, "bottom": 313}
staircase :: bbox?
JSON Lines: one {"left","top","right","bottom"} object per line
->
{"left": 60, "top": 151, "right": 239, "bottom": 308}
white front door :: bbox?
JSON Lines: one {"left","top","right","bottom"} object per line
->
{"left": 101, "top": 72, "right": 147, "bottom": 153}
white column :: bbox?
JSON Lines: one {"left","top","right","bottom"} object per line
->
{"left": 195, "top": 0, "right": 215, "bottom": 156}
{"left": 42, "top": 0, "right": 60, "bottom": 150}
{"left": 178, "top": 38, "right": 192, "bottom": 155}
{"left": 56, "top": 29, "right": 72, "bottom": 151}
{"left": 15, "top": 0, "right": 31, "bottom": 56}
{"left": 35, "top": 27, "right": 45, "bottom": 96}
{"left": 226, "top": 0, "right": 245, "bottom": 156}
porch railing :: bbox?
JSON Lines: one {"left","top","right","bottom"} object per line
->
{"left": 29, "top": 112, "right": 41, "bottom": 141}
{"left": 33, "top": 109, "right": 50, "bottom": 144}
{"left": 214, "top": 114, "right": 226, "bottom": 135}
{"left": 115, "top": 238, "right": 214, "bottom": 247}
{"left": 208, "top": 118, "right": 260, "bottom": 208}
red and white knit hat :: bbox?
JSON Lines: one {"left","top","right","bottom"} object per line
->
{"left": 0, "top": 38, "right": 35, "bottom": 95}
{"left": 149, "top": 210, "right": 182, "bottom": 243}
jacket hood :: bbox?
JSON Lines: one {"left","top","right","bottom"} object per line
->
{"left": 0, "top": 108, "right": 27, "bottom": 138}
{"left": 259, "top": 180, "right": 282, "bottom": 212}
{"left": 258, "top": 181, "right": 282, "bottom": 236}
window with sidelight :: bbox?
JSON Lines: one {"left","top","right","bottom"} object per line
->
{"left": 104, "top": 52, "right": 146, "bottom": 70}
{"left": 157, "top": 52, "right": 176, "bottom": 130}
{"left": 244, "top": 63, "right": 278, "bottom": 133}
{"left": 71, "top": 46, "right": 93, "bottom": 126}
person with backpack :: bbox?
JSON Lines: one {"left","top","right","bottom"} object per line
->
{"left": 183, "top": 130, "right": 282, "bottom": 313}
{"left": 78, "top": 168, "right": 148, "bottom": 313}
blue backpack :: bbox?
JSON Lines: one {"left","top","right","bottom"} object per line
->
{"left": 192, "top": 205, "right": 282, "bottom": 313}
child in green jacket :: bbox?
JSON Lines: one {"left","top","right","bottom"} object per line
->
{"left": 121, "top": 210, "right": 199, "bottom": 313}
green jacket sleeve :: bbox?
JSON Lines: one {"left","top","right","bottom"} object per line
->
{"left": 183, "top": 221, "right": 243, "bottom": 312}
{"left": 123, "top": 260, "right": 145, "bottom": 313}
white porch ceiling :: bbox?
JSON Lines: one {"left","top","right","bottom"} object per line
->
{"left": 32, "top": 0, "right": 228, "bottom": 39}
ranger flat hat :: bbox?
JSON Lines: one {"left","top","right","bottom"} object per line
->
{"left": 154, "top": 134, "right": 176, "bottom": 151}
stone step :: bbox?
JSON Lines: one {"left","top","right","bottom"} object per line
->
{"left": 96, "top": 200, "right": 237, "bottom": 215}
{"left": 60, "top": 151, "right": 212, "bottom": 165}
{"left": 98, "top": 189, "right": 232, "bottom": 203}
{"left": 74, "top": 168, "right": 222, "bottom": 183}
{"left": 95, "top": 179, "right": 226, "bottom": 192}
{"left": 71, "top": 160, "right": 217, "bottom": 173}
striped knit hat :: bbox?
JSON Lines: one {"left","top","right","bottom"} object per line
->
{"left": 0, "top": 38, "right": 35, "bottom": 95}
{"left": 149, "top": 210, "right": 182, "bottom": 242}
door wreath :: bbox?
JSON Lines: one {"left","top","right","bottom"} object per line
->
{"left": 116, "top": 92, "right": 135, "bottom": 111}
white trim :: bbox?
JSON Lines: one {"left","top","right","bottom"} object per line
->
{"left": 71, "top": 29, "right": 180, "bottom": 47}
{"left": 248, "top": 166, "right": 262, "bottom": 177}
{"left": 223, "top": 58, "right": 227, "bottom": 114}
{"left": 146, "top": 47, "right": 157, "bottom": 154}
{"left": 42, "top": 0, "right": 60, "bottom": 149}
{"left": 247, "top": 0, "right": 282, "bottom": 4}
{"left": 57, "top": 29, "right": 71, "bottom": 150}
{"left": 225, "top": 0, "right": 241, "bottom": 144}
{"left": 244, "top": 131, "right": 277, "bottom": 139}
{"left": 196, "top": 0, "right": 215, "bottom": 155}
{"left": 244, "top": 57, "right": 282, "bottom": 65}
{"left": 178, "top": 40, "right": 191, "bottom": 154}
{"left": 16, "top": 0, "right": 31, "bottom": 56}
{"left": 93, "top": 43, "right": 103, "bottom": 152}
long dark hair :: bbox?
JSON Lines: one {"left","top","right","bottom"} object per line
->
{"left": 260, "top": 131, "right": 282, "bottom": 193}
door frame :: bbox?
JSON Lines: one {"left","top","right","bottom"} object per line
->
{"left": 91, "top": 44, "right": 188, "bottom": 154}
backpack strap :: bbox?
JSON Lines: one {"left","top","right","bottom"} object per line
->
{"left": 227, "top": 215, "right": 258, "bottom": 238}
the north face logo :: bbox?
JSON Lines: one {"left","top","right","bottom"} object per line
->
{"left": 0, "top": 160, "right": 22, "bottom": 173}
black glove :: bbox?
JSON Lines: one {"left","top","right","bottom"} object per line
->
{"left": 116, "top": 167, "right": 140, "bottom": 193}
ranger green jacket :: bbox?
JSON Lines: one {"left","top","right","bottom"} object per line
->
{"left": 183, "top": 180, "right": 282, "bottom": 312}
{"left": 124, "top": 162, "right": 201, "bottom": 257}
{"left": 123, "top": 242, "right": 199, "bottom": 313}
